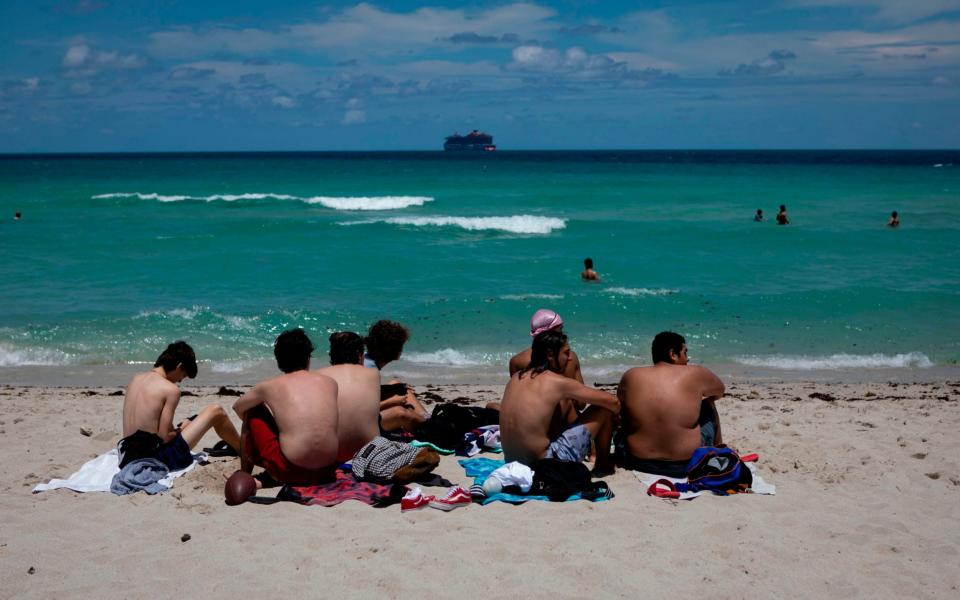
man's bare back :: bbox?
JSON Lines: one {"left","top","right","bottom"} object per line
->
{"left": 510, "top": 346, "right": 584, "bottom": 421}
{"left": 234, "top": 371, "right": 339, "bottom": 469}
{"left": 618, "top": 363, "right": 724, "bottom": 461}
{"left": 122, "top": 370, "right": 181, "bottom": 441}
{"left": 315, "top": 364, "right": 380, "bottom": 462}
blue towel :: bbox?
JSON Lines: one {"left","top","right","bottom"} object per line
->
{"left": 458, "top": 457, "right": 611, "bottom": 505}
{"left": 110, "top": 458, "right": 170, "bottom": 495}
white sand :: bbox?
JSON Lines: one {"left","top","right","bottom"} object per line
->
{"left": 2, "top": 380, "right": 959, "bottom": 598}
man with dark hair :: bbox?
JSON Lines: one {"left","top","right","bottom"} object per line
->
{"left": 776, "top": 204, "right": 789, "bottom": 225}
{"left": 233, "top": 329, "right": 339, "bottom": 485}
{"left": 581, "top": 257, "right": 600, "bottom": 281}
{"left": 500, "top": 330, "right": 619, "bottom": 474}
{"left": 118, "top": 341, "right": 240, "bottom": 470}
{"left": 363, "top": 319, "right": 429, "bottom": 433}
{"left": 617, "top": 331, "right": 726, "bottom": 477}
{"left": 316, "top": 332, "right": 381, "bottom": 462}
{"left": 754, "top": 209, "right": 764, "bottom": 222}
{"left": 888, "top": 210, "right": 900, "bottom": 228}
{"left": 509, "top": 309, "right": 585, "bottom": 421}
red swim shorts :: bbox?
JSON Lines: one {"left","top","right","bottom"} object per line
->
{"left": 243, "top": 405, "right": 336, "bottom": 485}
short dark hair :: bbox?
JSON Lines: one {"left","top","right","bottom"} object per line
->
{"left": 584, "top": 257, "right": 593, "bottom": 269}
{"left": 154, "top": 341, "right": 198, "bottom": 378}
{"left": 651, "top": 331, "right": 685, "bottom": 364}
{"left": 365, "top": 320, "right": 409, "bottom": 366}
{"left": 779, "top": 204, "right": 786, "bottom": 211}
{"left": 520, "top": 330, "right": 568, "bottom": 379}
{"left": 892, "top": 211, "right": 898, "bottom": 217}
{"left": 274, "top": 328, "right": 314, "bottom": 373}
{"left": 329, "top": 331, "right": 364, "bottom": 365}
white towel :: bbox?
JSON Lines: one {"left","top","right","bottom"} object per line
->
{"left": 633, "top": 462, "right": 776, "bottom": 500}
{"left": 33, "top": 449, "right": 204, "bottom": 494}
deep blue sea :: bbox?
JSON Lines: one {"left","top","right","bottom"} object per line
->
{"left": 1, "top": 151, "right": 958, "bottom": 380}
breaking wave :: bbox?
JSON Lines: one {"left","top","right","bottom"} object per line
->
{"left": 92, "top": 192, "right": 432, "bottom": 210}
{"left": 735, "top": 352, "right": 933, "bottom": 370}
{"left": 605, "top": 287, "right": 679, "bottom": 297}
{"left": 372, "top": 215, "right": 566, "bottom": 234}
{"left": 0, "top": 344, "right": 74, "bottom": 366}
{"left": 403, "top": 349, "right": 502, "bottom": 366}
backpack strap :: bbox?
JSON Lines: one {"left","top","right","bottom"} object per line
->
{"left": 646, "top": 479, "right": 681, "bottom": 499}
{"left": 740, "top": 453, "right": 759, "bottom": 463}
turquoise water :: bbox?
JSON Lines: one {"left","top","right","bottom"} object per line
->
{"left": 1, "top": 151, "right": 958, "bottom": 375}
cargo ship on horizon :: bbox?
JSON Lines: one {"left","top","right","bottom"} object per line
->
{"left": 443, "top": 130, "right": 496, "bottom": 151}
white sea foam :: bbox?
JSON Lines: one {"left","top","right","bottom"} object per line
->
{"left": 499, "top": 293, "right": 564, "bottom": 301}
{"left": 403, "top": 349, "right": 500, "bottom": 366}
{"left": 379, "top": 215, "right": 566, "bottom": 234}
{"left": 735, "top": 352, "right": 933, "bottom": 370}
{"left": 210, "top": 360, "right": 259, "bottom": 373}
{"left": 303, "top": 196, "right": 433, "bottom": 210}
{"left": 0, "top": 344, "right": 73, "bottom": 366}
{"left": 605, "top": 287, "right": 678, "bottom": 297}
{"left": 92, "top": 192, "right": 431, "bottom": 209}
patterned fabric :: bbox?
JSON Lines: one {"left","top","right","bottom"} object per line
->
{"left": 280, "top": 470, "right": 407, "bottom": 507}
{"left": 351, "top": 436, "right": 422, "bottom": 482}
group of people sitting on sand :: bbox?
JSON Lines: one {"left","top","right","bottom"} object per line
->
{"left": 119, "top": 310, "right": 727, "bottom": 490}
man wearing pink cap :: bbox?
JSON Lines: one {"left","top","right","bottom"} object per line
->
{"left": 509, "top": 309, "right": 586, "bottom": 425}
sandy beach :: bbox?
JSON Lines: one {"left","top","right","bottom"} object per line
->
{"left": 2, "top": 377, "right": 958, "bottom": 599}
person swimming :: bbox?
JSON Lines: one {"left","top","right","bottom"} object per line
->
{"left": 888, "top": 211, "right": 900, "bottom": 228}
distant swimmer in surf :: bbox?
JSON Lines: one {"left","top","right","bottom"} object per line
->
{"left": 888, "top": 211, "right": 900, "bottom": 228}
{"left": 776, "top": 204, "right": 789, "bottom": 225}
{"left": 14, "top": 211, "right": 21, "bottom": 220}
{"left": 754, "top": 209, "right": 764, "bottom": 222}
{"left": 581, "top": 257, "right": 600, "bottom": 282}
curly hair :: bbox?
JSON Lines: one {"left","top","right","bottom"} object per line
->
{"left": 364, "top": 320, "right": 409, "bottom": 366}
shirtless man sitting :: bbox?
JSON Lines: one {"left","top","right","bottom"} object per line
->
{"left": 500, "top": 330, "right": 619, "bottom": 475}
{"left": 119, "top": 341, "right": 240, "bottom": 470}
{"left": 233, "top": 329, "right": 339, "bottom": 485}
{"left": 315, "top": 331, "right": 381, "bottom": 462}
{"left": 364, "top": 319, "right": 430, "bottom": 433}
{"left": 617, "top": 331, "right": 725, "bottom": 477}
{"left": 509, "top": 309, "right": 584, "bottom": 421}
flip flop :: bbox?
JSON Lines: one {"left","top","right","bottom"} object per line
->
{"left": 203, "top": 440, "right": 239, "bottom": 457}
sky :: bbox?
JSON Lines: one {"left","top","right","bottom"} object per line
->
{"left": 1, "top": 0, "right": 959, "bottom": 151}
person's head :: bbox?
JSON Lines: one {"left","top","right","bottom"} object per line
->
{"left": 891, "top": 210, "right": 898, "bottom": 218}
{"left": 756, "top": 209, "right": 763, "bottom": 215}
{"left": 274, "top": 328, "right": 314, "bottom": 373}
{"left": 779, "top": 204, "right": 786, "bottom": 212}
{"left": 521, "top": 330, "right": 570, "bottom": 378}
{"left": 328, "top": 331, "right": 364, "bottom": 365}
{"left": 365, "top": 320, "right": 409, "bottom": 367}
{"left": 530, "top": 308, "right": 563, "bottom": 337}
{"left": 14, "top": 212, "right": 21, "bottom": 219}
{"left": 651, "top": 331, "right": 687, "bottom": 365}
{"left": 584, "top": 257, "right": 594, "bottom": 270}
{"left": 154, "top": 341, "right": 198, "bottom": 381}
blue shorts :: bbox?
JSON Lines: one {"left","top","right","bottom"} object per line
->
{"left": 544, "top": 423, "right": 592, "bottom": 463}
{"left": 155, "top": 432, "right": 193, "bottom": 471}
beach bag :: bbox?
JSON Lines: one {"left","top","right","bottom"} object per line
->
{"left": 647, "top": 446, "right": 753, "bottom": 498}
{"left": 414, "top": 403, "right": 500, "bottom": 451}
{"left": 530, "top": 458, "right": 611, "bottom": 502}
{"left": 351, "top": 437, "right": 439, "bottom": 484}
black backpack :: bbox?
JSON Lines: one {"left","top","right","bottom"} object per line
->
{"left": 530, "top": 458, "right": 612, "bottom": 502}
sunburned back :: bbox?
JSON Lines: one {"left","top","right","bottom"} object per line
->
{"left": 316, "top": 364, "right": 380, "bottom": 462}
{"left": 500, "top": 371, "right": 567, "bottom": 465}
{"left": 620, "top": 365, "right": 708, "bottom": 461}
{"left": 122, "top": 372, "right": 175, "bottom": 437}
{"left": 260, "top": 371, "right": 339, "bottom": 469}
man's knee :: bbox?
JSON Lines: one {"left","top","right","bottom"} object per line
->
{"left": 202, "top": 404, "right": 228, "bottom": 422}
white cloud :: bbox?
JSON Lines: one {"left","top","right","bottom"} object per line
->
{"left": 271, "top": 96, "right": 295, "bottom": 108}
{"left": 23, "top": 78, "right": 40, "bottom": 91}
{"left": 342, "top": 109, "right": 366, "bottom": 124}
{"left": 784, "top": 0, "right": 960, "bottom": 25}
{"left": 63, "top": 44, "right": 91, "bottom": 67}
{"left": 148, "top": 3, "right": 558, "bottom": 58}
{"left": 62, "top": 42, "right": 147, "bottom": 74}
{"left": 505, "top": 45, "right": 671, "bottom": 81}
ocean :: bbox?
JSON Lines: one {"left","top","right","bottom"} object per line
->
{"left": 1, "top": 151, "right": 958, "bottom": 383}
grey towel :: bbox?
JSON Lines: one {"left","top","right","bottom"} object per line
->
{"left": 110, "top": 458, "right": 170, "bottom": 495}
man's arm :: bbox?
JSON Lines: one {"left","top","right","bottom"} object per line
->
{"left": 693, "top": 366, "right": 725, "bottom": 400}
{"left": 157, "top": 389, "right": 181, "bottom": 443}
{"left": 233, "top": 385, "right": 265, "bottom": 419}
{"left": 561, "top": 378, "right": 620, "bottom": 414}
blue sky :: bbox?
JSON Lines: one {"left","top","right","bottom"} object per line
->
{"left": 1, "top": 0, "right": 958, "bottom": 151}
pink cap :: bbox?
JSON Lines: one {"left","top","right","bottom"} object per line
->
{"left": 530, "top": 309, "right": 563, "bottom": 337}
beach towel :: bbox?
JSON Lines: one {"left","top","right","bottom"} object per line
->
{"left": 277, "top": 470, "right": 407, "bottom": 507}
{"left": 460, "top": 457, "right": 613, "bottom": 505}
{"left": 633, "top": 460, "right": 776, "bottom": 500}
{"left": 32, "top": 449, "right": 203, "bottom": 494}
{"left": 110, "top": 458, "right": 169, "bottom": 495}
